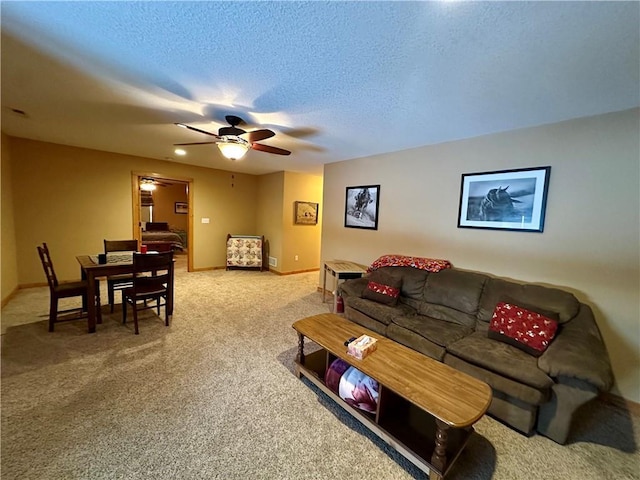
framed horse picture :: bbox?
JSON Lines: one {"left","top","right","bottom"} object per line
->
{"left": 457, "top": 166, "right": 551, "bottom": 232}
{"left": 294, "top": 201, "right": 319, "bottom": 225}
{"left": 344, "top": 185, "right": 380, "bottom": 230}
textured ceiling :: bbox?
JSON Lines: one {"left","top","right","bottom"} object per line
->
{"left": 1, "top": 1, "right": 638, "bottom": 175}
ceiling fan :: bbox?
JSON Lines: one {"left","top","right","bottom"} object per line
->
{"left": 174, "top": 115, "right": 291, "bottom": 161}
{"left": 139, "top": 177, "right": 173, "bottom": 191}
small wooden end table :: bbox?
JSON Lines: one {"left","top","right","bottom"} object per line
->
{"left": 322, "top": 260, "right": 367, "bottom": 312}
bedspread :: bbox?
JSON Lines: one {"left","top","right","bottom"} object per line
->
{"left": 142, "top": 230, "right": 184, "bottom": 250}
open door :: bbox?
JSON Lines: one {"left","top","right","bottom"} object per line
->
{"left": 131, "top": 172, "right": 194, "bottom": 272}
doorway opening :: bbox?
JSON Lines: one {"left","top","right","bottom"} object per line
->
{"left": 131, "top": 172, "right": 194, "bottom": 272}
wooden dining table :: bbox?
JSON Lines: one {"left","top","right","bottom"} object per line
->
{"left": 76, "top": 253, "right": 174, "bottom": 333}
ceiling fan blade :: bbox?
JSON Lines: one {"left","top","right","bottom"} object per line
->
{"left": 251, "top": 143, "right": 291, "bottom": 156}
{"left": 173, "top": 142, "right": 217, "bottom": 146}
{"left": 243, "top": 129, "right": 275, "bottom": 143}
{"left": 218, "top": 126, "right": 246, "bottom": 136}
{"left": 174, "top": 123, "right": 218, "bottom": 137}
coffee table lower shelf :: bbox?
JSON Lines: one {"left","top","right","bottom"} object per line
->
{"left": 295, "top": 348, "right": 473, "bottom": 480}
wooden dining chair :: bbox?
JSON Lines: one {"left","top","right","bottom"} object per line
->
{"left": 104, "top": 239, "right": 138, "bottom": 312}
{"left": 37, "top": 243, "right": 102, "bottom": 332}
{"left": 122, "top": 252, "right": 174, "bottom": 334}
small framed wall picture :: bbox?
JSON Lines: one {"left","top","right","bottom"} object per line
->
{"left": 175, "top": 202, "right": 188, "bottom": 214}
{"left": 457, "top": 166, "right": 551, "bottom": 232}
{"left": 344, "top": 185, "right": 380, "bottom": 230}
{"left": 294, "top": 201, "right": 319, "bottom": 225}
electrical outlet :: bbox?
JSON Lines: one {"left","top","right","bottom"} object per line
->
{"left": 294, "top": 255, "right": 299, "bottom": 261}
{"left": 269, "top": 256, "right": 277, "bottom": 267}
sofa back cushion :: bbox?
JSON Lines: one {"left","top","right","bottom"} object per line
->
{"left": 423, "top": 269, "right": 488, "bottom": 315}
{"left": 417, "top": 269, "right": 488, "bottom": 328}
{"left": 373, "top": 266, "right": 430, "bottom": 302}
{"left": 478, "top": 278, "right": 579, "bottom": 324}
{"left": 418, "top": 303, "right": 478, "bottom": 328}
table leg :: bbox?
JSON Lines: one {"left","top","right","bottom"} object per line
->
{"left": 333, "top": 274, "right": 340, "bottom": 313}
{"left": 86, "top": 270, "right": 97, "bottom": 334}
{"left": 429, "top": 419, "right": 449, "bottom": 480}
{"left": 295, "top": 333, "right": 305, "bottom": 378}
{"left": 168, "top": 266, "right": 175, "bottom": 316}
{"left": 80, "top": 266, "right": 88, "bottom": 312}
{"left": 322, "top": 265, "right": 327, "bottom": 304}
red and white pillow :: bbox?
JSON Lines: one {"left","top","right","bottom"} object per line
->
{"left": 489, "top": 302, "right": 559, "bottom": 357}
{"left": 362, "top": 271, "right": 402, "bottom": 306}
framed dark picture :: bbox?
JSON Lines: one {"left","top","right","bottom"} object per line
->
{"left": 175, "top": 202, "right": 188, "bottom": 214}
{"left": 344, "top": 185, "right": 380, "bottom": 230}
{"left": 458, "top": 166, "right": 551, "bottom": 232}
{"left": 294, "top": 201, "right": 319, "bottom": 225}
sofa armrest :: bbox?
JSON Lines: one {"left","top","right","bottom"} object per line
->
{"left": 338, "top": 277, "right": 368, "bottom": 299}
{"left": 538, "top": 303, "right": 613, "bottom": 391}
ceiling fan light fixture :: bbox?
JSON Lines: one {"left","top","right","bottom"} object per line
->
{"left": 217, "top": 136, "right": 250, "bottom": 161}
{"left": 140, "top": 178, "right": 157, "bottom": 191}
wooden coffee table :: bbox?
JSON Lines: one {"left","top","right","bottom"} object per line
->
{"left": 292, "top": 313, "right": 492, "bottom": 480}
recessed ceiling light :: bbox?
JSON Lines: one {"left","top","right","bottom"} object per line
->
{"left": 174, "top": 148, "right": 187, "bottom": 156}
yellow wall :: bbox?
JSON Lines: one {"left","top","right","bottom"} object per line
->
{"left": 257, "top": 172, "right": 285, "bottom": 271}
{"left": 256, "top": 171, "right": 323, "bottom": 273}
{"left": 6, "top": 138, "right": 258, "bottom": 282}
{"left": 1, "top": 134, "right": 19, "bottom": 302}
{"left": 281, "top": 171, "right": 323, "bottom": 273}
{"left": 321, "top": 108, "right": 640, "bottom": 403}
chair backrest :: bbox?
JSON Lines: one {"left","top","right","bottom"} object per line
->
{"left": 132, "top": 252, "right": 174, "bottom": 291}
{"left": 104, "top": 239, "right": 139, "bottom": 253}
{"left": 37, "top": 243, "right": 58, "bottom": 290}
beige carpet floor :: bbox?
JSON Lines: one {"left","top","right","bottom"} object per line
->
{"left": 1, "top": 268, "right": 639, "bottom": 479}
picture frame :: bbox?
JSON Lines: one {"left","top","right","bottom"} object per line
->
{"left": 344, "top": 185, "right": 380, "bottom": 230}
{"left": 457, "top": 166, "right": 551, "bottom": 232}
{"left": 174, "top": 202, "right": 188, "bottom": 214}
{"left": 294, "top": 201, "right": 319, "bottom": 225}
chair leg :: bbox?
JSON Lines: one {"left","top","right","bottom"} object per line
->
{"left": 164, "top": 297, "right": 170, "bottom": 327}
{"left": 109, "top": 284, "right": 115, "bottom": 313}
{"left": 49, "top": 297, "right": 57, "bottom": 332}
{"left": 96, "top": 293, "right": 102, "bottom": 325}
{"left": 122, "top": 297, "right": 127, "bottom": 324}
{"left": 133, "top": 301, "right": 139, "bottom": 335}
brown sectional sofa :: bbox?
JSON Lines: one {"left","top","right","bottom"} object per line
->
{"left": 338, "top": 265, "right": 614, "bottom": 444}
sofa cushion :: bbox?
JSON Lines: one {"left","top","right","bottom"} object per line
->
{"left": 418, "top": 303, "right": 478, "bottom": 329}
{"left": 446, "top": 331, "right": 554, "bottom": 390}
{"left": 478, "top": 278, "right": 579, "bottom": 324}
{"left": 444, "top": 353, "right": 550, "bottom": 406}
{"left": 362, "top": 270, "right": 402, "bottom": 306}
{"left": 370, "top": 266, "right": 430, "bottom": 302}
{"left": 339, "top": 277, "right": 368, "bottom": 299}
{"left": 346, "top": 297, "right": 415, "bottom": 326}
{"left": 489, "top": 302, "right": 559, "bottom": 357}
{"left": 423, "top": 269, "right": 488, "bottom": 315}
{"left": 345, "top": 306, "right": 389, "bottom": 336}
{"left": 387, "top": 323, "right": 446, "bottom": 361}
{"left": 500, "top": 295, "right": 560, "bottom": 322}
{"left": 392, "top": 314, "right": 473, "bottom": 348}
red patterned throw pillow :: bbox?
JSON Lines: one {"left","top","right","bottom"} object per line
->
{"left": 489, "top": 302, "right": 559, "bottom": 357}
{"left": 362, "top": 271, "right": 402, "bottom": 306}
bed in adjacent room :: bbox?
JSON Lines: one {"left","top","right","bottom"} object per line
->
{"left": 142, "top": 222, "right": 186, "bottom": 251}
